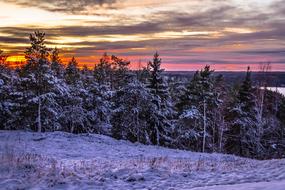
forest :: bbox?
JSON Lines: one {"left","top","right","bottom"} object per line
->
{"left": 1, "top": 31, "right": 285, "bottom": 160}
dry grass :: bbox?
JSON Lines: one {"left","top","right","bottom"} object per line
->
{"left": 0, "top": 134, "right": 254, "bottom": 189}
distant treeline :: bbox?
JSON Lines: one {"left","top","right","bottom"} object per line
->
{"left": 1, "top": 31, "right": 285, "bottom": 160}
{"left": 164, "top": 71, "right": 285, "bottom": 87}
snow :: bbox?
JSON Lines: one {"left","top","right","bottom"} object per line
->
{"left": 179, "top": 107, "right": 200, "bottom": 119}
{"left": 261, "top": 87, "right": 285, "bottom": 96}
{"left": 192, "top": 180, "right": 285, "bottom": 190}
{"left": 1, "top": 130, "right": 285, "bottom": 189}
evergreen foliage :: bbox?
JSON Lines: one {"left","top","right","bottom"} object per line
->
{"left": 1, "top": 33, "right": 285, "bottom": 159}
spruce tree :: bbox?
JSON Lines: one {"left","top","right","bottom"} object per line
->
{"left": 0, "top": 50, "right": 8, "bottom": 71}
{"left": 18, "top": 31, "right": 67, "bottom": 132}
{"left": 147, "top": 52, "right": 166, "bottom": 101}
{"left": 146, "top": 52, "right": 175, "bottom": 145}
{"left": 65, "top": 56, "right": 80, "bottom": 85}
{"left": 225, "top": 67, "right": 262, "bottom": 157}
{"left": 111, "top": 55, "right": 131, "bottom": 89}
{"left": 239, "top": 67, "right": 256, "bottom": 112}
{"left": 111, "top": 78, "right": 172, "bottom": 145}
{"left": 175, "top": 66, "right": 221, "bottom": 152}
{"left": 0, "top": 50, "right": 12, "bottom": 129}
{"left": 50, "top": 47, "right": 64, "bottom": 78}
{"left": 147, "top": 52, "right": 175, "bottom": 116}
{"left": 93, "top": 53, "right": 113, "bottom": 87}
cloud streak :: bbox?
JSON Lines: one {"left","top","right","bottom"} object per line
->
{"left": 5, "top": 0, "right": 117, "bottom": 14}
{"left": 0, "top": 0, "right": 285, "bottom": 71}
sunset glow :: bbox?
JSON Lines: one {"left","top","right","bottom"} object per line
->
{"left": 6, "top": 55, "right": 25, "bottom": 63}
{"left": 0, "top": 0, "right": 285, "bottom": 71}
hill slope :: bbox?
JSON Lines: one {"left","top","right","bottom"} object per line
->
{"left": 1, "top": 131, "right": 285, "bottom": 189}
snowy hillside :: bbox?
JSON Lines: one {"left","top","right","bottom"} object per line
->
{"left": 1, "top": 131, "right": 285, "bottom": 190}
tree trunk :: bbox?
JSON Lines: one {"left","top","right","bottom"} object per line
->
{"left": 37, "top": 97, "right": 42, "bottom": 133}
{"left": 219, "top": 117, "right": 224, "bottom": 153}
{"left": 135, "top": 96, "right": 139, "bottom": 142}
{"left": 257, "top": 86, "right": 265, "bottom": 134}
{"left": 202, "top": 99, "right": 207, "bottom": 152}
{"left": 155, "top": 125, "right": 160, "bottom": 146}
{"left": 256, "top": 86, "right": 266, "bottom": 155}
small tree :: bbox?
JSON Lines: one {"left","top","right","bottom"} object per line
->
{"left": 176, "top": 66, "right": 222, "bottom": 152}
{"left": 111, "top": 79, "right": 172, "bottom": 145}
{"left": 225, "top": 67, "right": 262, "bottom": 158}
{"left": 0, "top": 50, "right": 8, "bottom": 71}
{"left": 146, "top": 52, "right": 175, "bottom": 145}
{"left": 50, "top": 47, "right": 64, "bottom": 78}
{"left": 111, "top": 55, "right": 131, "bottom": 89}
{"left": 94, "top": 53, "right": 113, "bottom": 87}
{"left": 65, "top": 56, "right": 80, "bottom": 85}
{"left": 18, "top": 32, "right": 67, "bottom": 132}
{"left": 0, "top": 50, "right": 15, "bottom": 129}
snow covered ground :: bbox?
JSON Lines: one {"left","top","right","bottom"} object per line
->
{"left": 1, "top": 131, "right": 285, "bottom": 190}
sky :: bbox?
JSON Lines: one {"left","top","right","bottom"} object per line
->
{"left": 0, "top": 0, "right": 285, "bottom": 71}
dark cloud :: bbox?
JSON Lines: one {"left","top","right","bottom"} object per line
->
{"left": 0, "top": 5, "right": 240, "bottom": 40}
{"left": 1, "top": 0, "right": 285, "bottom": 69}
{"left": 270, "top": 0, "right": 285, "bottom": 16}
{"left": 5, "top": 0, "right": 117, "bottom": 14}
{"left": 0, "top": 3, "right": 274, "bottom": 38}
{"left": 52, "top": 22, "right": 163, "bottom": 36}
{"left": 161, "top": 5, "right": 235, "bottom": 28}
{"left": 237, "top": 49, "right": 285, "bottom": 56}
{"left": 0, "top": 22, "right": 162, "bottom": 37}
{"left": 0, "top": 36, "right": 28, "bottom": 44}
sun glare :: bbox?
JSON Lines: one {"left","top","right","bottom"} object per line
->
{"left": 6, "top": 55, "right": 26, "bottom": 63}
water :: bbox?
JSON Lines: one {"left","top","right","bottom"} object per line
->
{"left": 265, "top": 87, "right": 285, "bottom": 96}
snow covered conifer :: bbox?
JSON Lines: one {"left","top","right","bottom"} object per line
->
{"left": 93, "top": 53, "right": 113, "bottom": 87}
{"left": 64, "top": 56, "right": 80, "bottom": 85}
{"left": 111, "top": 78, "right": 172, "bottom": 145}
{"left": 0, "top": 50, "right": 8, "bottom": 71}
{"left": 225, "top": 67, "right": 262, "bottom": 158}
{"left": 175, "top": 66, "right": 222, "bottom": 152}
{"left": 18, "top": 32, "right": 67, "bottom": 132}
{"left": 111, "top": 55, "right": 131, "bottom": 89}
{"left": 145, "top": 52, "right": 175, "bottom": 145}
{"left": 50, "top": 47, "right": 64, "bottom": 78}
{"left": 0, "top": 50, "right": 13, "bottom": 129}
{"left": 147, "top": 52, "right": 175, "bottom": 116}
{"left": 147, "top": 52, "right": 165, "bottom": 100}
{"left": 83, "top": 81, "right": 112, "bottom": 134}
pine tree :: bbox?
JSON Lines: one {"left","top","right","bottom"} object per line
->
{"left": 225, "top": 67, "right": 262, "bottom": 158}
{"left": 18, "top": 32, "right": 67, "bottom": 132}
{"left": 83, "top": 81, "right": 112, "bottom": 134}
{"left": 111, "top": 55, "right": 131, "bottom": 89}
{"left": 146, "top": 52, "right": 175, "bottom": 145}
{"left": 50, "top": 47, "right": 64, "bottom": 78}
{"left": 175, "top": 66, "right": 222, "bottom": 152}
{"left": 0, "top": 50, "right": 8, "bottom": 71}
{"left": 81, "top": 64, "right": 93, "bottom": 87}
{"left": 238, "top": 67, "right": 255, "bottom": 112}
{"left": 136, "top": 63, "right": 150, "bottom": 84}
{"left": 59, "top": 94, "right": 87, "bottom": 133}
{"left": 147, "top": 52, "right": 165, "bottom": 100}
{"left": 22, "top": 31, "right": 50, "bottom": 75}
{"left": 111, "top": 78, "right": 172, "bottom": 145}
{"left": 93, "top": 53, "right": 113, "bottom": 87}
{"left": 0, "top": 50, "right": 13, "bottom": 129}
{"left": 148, "top": 52, "right": 175, "bottom": 115}
{"left": 65, "top": 56, "right": 80, "bottom": 85}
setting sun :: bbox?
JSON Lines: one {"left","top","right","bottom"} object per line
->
{"left": 0, "top": 0, "right": 284, "bottom": 71}
{"left": 6, "top": 55, "right": 26, "bottom": 63}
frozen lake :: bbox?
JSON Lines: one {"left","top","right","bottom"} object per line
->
{"left": 266, "top": 87, "right": 285, "bottom": 96}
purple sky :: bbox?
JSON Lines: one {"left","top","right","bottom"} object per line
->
{"left": 1, "top": 0, "right": 285, "bottom": 71}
